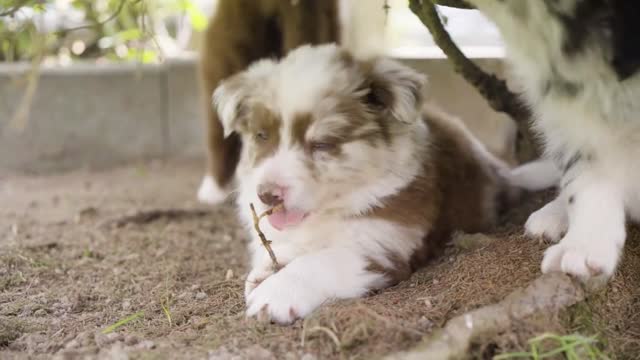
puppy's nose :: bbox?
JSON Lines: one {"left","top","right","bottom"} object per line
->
{"left": 257, "top": 183, "right": 285, "bottom": 206}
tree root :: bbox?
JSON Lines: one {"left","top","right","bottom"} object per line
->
{"left": 386, "top": 273, "right": 585, "bottom": 359}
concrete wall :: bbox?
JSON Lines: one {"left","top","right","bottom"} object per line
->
{"left": 0, "top": 56, "right": 514, "bottom": 174}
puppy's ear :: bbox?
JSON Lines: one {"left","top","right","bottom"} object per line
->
{"left": 213, "top": 58, "right": 277, "bottom": 137}
{"left": 212, "top": 73, "right": 250, "bottom": 138}
{"left": 360, "top": 58, "right": 427, "bottom": 124}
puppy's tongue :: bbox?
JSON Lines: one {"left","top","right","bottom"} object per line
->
{"left": 268, "top": 208, "right": 306, "bottom": 231}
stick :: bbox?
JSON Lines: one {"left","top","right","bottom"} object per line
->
{"left": 408, "top": 0, "right": 540, "bottom": 161}
{"left": 250, "top": 203, "right": 284, "bottom": 270}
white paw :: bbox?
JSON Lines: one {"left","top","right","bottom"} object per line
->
{"left": 197, "top": 175, "right": 229, "bottom": 205}
{"left": 541, "top": 231, "right": 623, "bottom": 280}
{"left": 244, "top": 266, "right": 276, "bottom": 299}
{"left": 525, "top": 200, "right": 568, "bottom": 242}
{"left": 246, "top": 271, "right": 325, "bottom": 324}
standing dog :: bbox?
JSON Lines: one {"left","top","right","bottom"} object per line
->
{"left": 466, "top": 1, "right": 640, "bottom": 281}
{"left": 213, "top": 44, "right": 556, "bottom": 323}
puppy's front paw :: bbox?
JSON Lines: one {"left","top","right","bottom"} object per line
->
{"left": 541, "top": 230, "right": 623, "bottom": 281}
{"left": 246, "top": 271, "right": 324, "bottom": 324}
{"left": 245, "top": 266, "right": 276, "bottom": 299}
{"left": 525, "top": 199, "right": 568, "bottom": 242}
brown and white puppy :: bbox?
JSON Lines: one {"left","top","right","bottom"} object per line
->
{"left": 196, "top": 0, "right": 340, "bottom": 205}
{"left": 213, "top": 44, "right": 556, "bottom": 324}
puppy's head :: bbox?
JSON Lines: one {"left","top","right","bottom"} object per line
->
{"left": 214, "top": 44, "right": 426, "bottom": 229}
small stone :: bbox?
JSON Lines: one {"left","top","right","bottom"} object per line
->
{"left": 122, "top": 300, "right": 131, "bottom": 310}
{"left": 195, "top": 292, "right": 207, "bottom": 300}
{"left": 124, "top": 334, "right": 138, "bottom": 346}
{"left": 225, "top": 269, "right": 234, "bottom": 281}
{"left": 418, "top": 316, "right": 434, "bottom": 328}
{"left": 95, "top": 332, "right": 123, "bottom": 348}
{"left": 65, "top": 339, "right": 80, "bottom": 349}
{"left": 98, "top": 342, "right": 128, "bottom": 360}
{"left": 34, "top": 308, "right": 47, "bottom": 317}
{"left": 452, "top": 232, "right": 496, "bottom": 251}
{"left": 75, "top": 207, "right": 98, "bottom": 222}
{"left": 136, "top": 340, "right": 155, "bottom": 349}
{"left": 433, "top": 278, "right": 440, "bottom": 285}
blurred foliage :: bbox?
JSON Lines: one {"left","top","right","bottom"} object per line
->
{"left": 0, "top": 0, "right": 208, "bottom": 63}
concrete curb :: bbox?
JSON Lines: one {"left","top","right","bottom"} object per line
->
{"left": 0, "top": 56, "right": 510, "bottom": 174}
{"left": 0, "top": 57, "right": 206, "bottom": 174}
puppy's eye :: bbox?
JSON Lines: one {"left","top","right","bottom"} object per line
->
{"left": 309, "top": 141, "right": 336, "bottom": 153}
{"left": 255, "top": 130, "right": 268, "bottom": 141}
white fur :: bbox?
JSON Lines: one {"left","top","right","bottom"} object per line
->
{"left": 525, "top": 195, "right": 568, "bottom": 242}
{"left": 541, "top": 170, "right": 626, "bottom": 280}
{"left": 468, "top": 0, "right": 640, "bottom": 279}
{"left": 214, "top": 45, "right": 431, "bottom": 323}
{"left": 509, "top": 159, "right": 561, "bottom": 191}
{"left": 216, "top": 44, "right": 556, "bottom": 323}
{"left": 197, "top": 175, "right": 229, "bottom": 205}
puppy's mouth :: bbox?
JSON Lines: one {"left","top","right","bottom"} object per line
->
{"left": 267, "top": 206, "right": 308, "bottom": 231}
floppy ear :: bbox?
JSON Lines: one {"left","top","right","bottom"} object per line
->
{"left": 360, "top": 58, "right": 427, "bottom": 124}
{"left": 212, "top": 73, "right": 250, "bottom": 138}
{"left": 213, "top": 58, "right": 278, "bottom": 137}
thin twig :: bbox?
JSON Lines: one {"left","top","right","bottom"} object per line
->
{"left": 250, "top": 203, "right": 283, "bottom": 270}
{"left": 409, "top": 0, "right": 539, "bottom": 161}
{"left": 58, "top": 0, "right": 128, "bottom": 33}
{"left": 0, "top": 0, "right": 29, "bottom": 17}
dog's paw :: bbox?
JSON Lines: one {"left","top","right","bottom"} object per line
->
{"left": 541, "top": 231, "right": 622, "bottom": 281}
{"left": 246, "top": 271, "right": 324, "bottom": 324}
{"left": 525, "top": 199, "right": 568, "bottom": 242}
{"left": 197, "top": 175, "right": 229, "bottom": 205}
{"left": 245, "top": 266, "right": 276, "bottom": 299}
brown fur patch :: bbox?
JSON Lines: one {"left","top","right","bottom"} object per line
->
{"left": 367, "top": 105, "right": 511, "bottom": 276}
{"left": 366, "top": 252, "right": 413, "bottom": 287}
{"left": 290, "top": 112, "right": 314, "bottom": 147}
{"left": 248, "top": 104, "right": 281, "bottom": 166}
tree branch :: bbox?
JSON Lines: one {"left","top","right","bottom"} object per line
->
{"left": 0, "top": 0, "right": 29, "bottom": 17}
{"left": 409, "top": 0, "right": 540, "bottom": 161}
{"left": 59, "top": 0, "right": 128, "bottom": 33}
{"left": 409, "top": 0, "right": 528, "bottom": 122}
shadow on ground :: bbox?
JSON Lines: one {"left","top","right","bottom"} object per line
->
{"left": 1, "top": 160, "right": 638, "bottom": 359}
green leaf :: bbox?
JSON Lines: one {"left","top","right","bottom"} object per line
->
{"left": 185, "top": 1, "right": 208, "bottom": 31}
{"left": 102, "top": 311, "right": 145, "bottom": 334}
{"left": 116, "top": 28, "right": 142, "bottom": 41}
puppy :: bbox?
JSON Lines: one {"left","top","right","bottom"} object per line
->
{"left": 213, "top": 44, "right": 556, "bottom": 324}
{"left": 196, "top": 0, "right": 340, "bottom": 205}
{"left": 466, "top": 1, "right": 640, "bottom": 281}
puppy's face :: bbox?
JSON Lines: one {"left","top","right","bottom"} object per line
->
{"left": 214, "top": 45, "right": 426, "bottom": 228}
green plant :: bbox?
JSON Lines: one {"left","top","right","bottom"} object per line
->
{"left": 494, "top": 333, "right": 609, "bottom": 360}
{"left": 0, "top": 0, "right": 208, "bottom": 63}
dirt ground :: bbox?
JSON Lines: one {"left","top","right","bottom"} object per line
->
{"left": 1, "top": 160, "right": 639, "bottom": 360}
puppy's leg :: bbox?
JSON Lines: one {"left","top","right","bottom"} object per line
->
{"left": 525, "top": 194, "right": 568, "bottom": 242}
{"left": 197, "top": 0, "right": 275, "bottom": 204}
{"left": 541, "top": 170, "right": 626, "bottom": 280}
{"left": 245, "top": 247, "right": 385, "bottom": 324}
